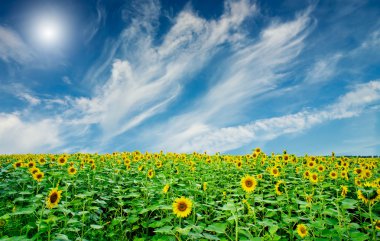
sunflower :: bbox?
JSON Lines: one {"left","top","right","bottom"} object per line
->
{"left": 155, "top": 160, "right": 163, "bottom": 168}
{"left": 305, "top": 194, "right": 313, "bottom": 204}
{"left": 38, "top": 157, "right": 46, "bottom": 165}
{"left": 362, "top": 169, "right": 372, "bottom": 179}
{"left": 163, "top": 184, "right": 170, "bottom": 194}
{"left": 241, "top": 176, "right": 257, "bottom": 193}
{"left": 329, "top": 171, "right": 338, "bottom": 180}
{"left": 68, "top": 167, "right": 77, "bottom": 175}
{"left": 254, "top": 147, "right": 261, "bottom": 154}
{"left": 33, "top": 172, "right": 44, "bottom": 182}
{"left": 375, "top": 220, "right": 380, "bottom": 230}
{"left": 270, "top": 167, "right": 280, "bottom": 177}
{"left": 303, "top": 170, "right": 310, "bottom": 179}
{"left": 296, "top": 224, "right": 308, "bottom": 238}
{"left": 91, "top": 164, "right": 96, "bottom": 170}
{"left": 354, "top": 168, "right": 362, "bottom": 176}
{"left": 13, "top": 161, "right": 23, "bottom": 168}
{"left": 172, "top": 197, "right": 192, "bottom": 218}
{"left": 275, "top": 180, "right": 285, "bottom": 196}
{"left": 256, "top": 174, "right": 263, "bottom": 180}
{"left": 29, "top": 167, "right": 40, "bottom": 175}
{"left": 357, "top": 190, "right": 368, "bottom": 204}
{"left": 147, "top": 169, "right": 155, "bottom": 179}
{"left": 309, "top": 173, "right": 318, "bottom": 184}
{"left": 354, "top": 178, "right": 362, "bottom": 187}
{"left": 341, "top": 171, "right": 348, "bottom": 180}
{"left": 124, "top": 159, "right": 131, "bottom": 166}
{"left": 317, "top": 165, "right": 325, "bottom": 172}
{"left": 307, "top": 161, "right": 315, "bottom": 169}
{"left": 46, "top": 188, "right": 62, "bottom": 209}
{"left": 27, "top": 161, "right": 36, "bottom": 168}
{"left": 57, "top": 156, "right": 67, "bottom": 166}
{"left": 341, "top": 185, "right": 348, "bottom": 198}
{"left": 236, "top": 160, "right": 243, "bottom": 169}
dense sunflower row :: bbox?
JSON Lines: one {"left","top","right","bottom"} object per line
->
{"left": 0, "top": 150, "right": 379, "bottom": 241}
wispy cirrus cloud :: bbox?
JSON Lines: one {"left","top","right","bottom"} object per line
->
{"left": 0, "top": 26, "right": 35, "bottom": 64}
{"left": 142, "top": 6, "right": 315, "bottom": 151}
{"left": 72, "top": 0, "right": 257, "bottom": 141}
{"left": 157, "top": 80, "right": 380, "bottom": 153}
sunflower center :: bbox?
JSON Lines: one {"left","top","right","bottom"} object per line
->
{"left": 37, "top": 174, "right": 42, "bottom": 179}
{"left": 300, "top": 227, "right": 306, "bottom": 234}
{"left": 273, "top": 169, "right": 278, "bottom": 174}
{"left": 245, "top": 180, "right": 253, "bottom": 187}
{"left": 16, "top": 163, "right": 21, "bottom": 167}
{"left": 50, "top": 192, "right": 58, "bottom": 203}
{"left": 178, "top": 202, "right": 187, "bottom": 211}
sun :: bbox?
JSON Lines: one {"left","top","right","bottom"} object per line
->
{"left": 27, "top": 9, "right": 70, "bottom": 50}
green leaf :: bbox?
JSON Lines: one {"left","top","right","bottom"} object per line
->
{"left": 202, "top": 233, "right": 220, "bottom": 240}
{"left": 205, "top": 223, "right": 227, "bottom": 234}
{"left": 221, "top": 202, "right": 236, "bottom": 211}
{"left": 341, "top": 199, "right": 357, "bottom": 209}
{"left": 127, "top": 215, "right": 139, "bottom": 224}
{"left": 154, "top": 226, "right": 173, "bottom": 234}
{"left": 350, "top": 231, "right": 369, "bottom": 241}
{"left": 269, "top": 225, "right": 278, "bottom": 235}
{"left": 53, "top": 234, "right": 70, "bottom": 241}
{"left": 175, "top": 226, "right": 191, "bottom": 235}
{"left": 90, "top": 224, "right": 104, "bottom": 229}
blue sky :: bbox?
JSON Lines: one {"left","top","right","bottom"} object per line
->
{"left": 0, "top": 0, "right": 379, "bottom": 155}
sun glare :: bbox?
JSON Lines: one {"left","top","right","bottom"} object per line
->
{"left": 28, "top": 10, "right": 70, "bottom": 50}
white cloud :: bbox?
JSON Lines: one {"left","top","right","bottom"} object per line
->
{"left": 0, "top": 26, "right": 35, "bottom": 64}
{"left": 145, "top": 7, "right": 314, "bottom": 151}
{"left": 0, "top": 113, "right": 61, "bottom": 154}
{"left": 160, "top": 80, "right": 380, "bottom": 153}
{"left": 83, "top": 0, "right": 105, "bottom": 44}
{"left": 62, "top": 76, "right": 72, "bottom": 85}
{"left": 16, "top": 92, "right": 41, "bottom": 106}
{"left": 304, "top": 53, "right": 343, "bottom": 84}
{"left": 74, "top": 0, "right": 258, "bottom": 140}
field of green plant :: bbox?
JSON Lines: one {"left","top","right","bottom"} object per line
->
{"left": 0, "top": 150, "right": 379, "bottom": 241}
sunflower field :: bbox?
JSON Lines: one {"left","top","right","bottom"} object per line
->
{"left": 0, "top": 150, "right": 379, "bottom": 241}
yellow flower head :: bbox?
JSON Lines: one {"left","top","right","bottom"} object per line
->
{"left": 303, "top": 170, "right": 310, "bottom": 179}
{"left": 172, "top": 197, "right": 192, "bottom": 218}
{"left": 163, "top": 184, "right": 170, "bottom": 194}
{"left": 329, "top": 171, "right": 338, "bottom": 180}
{"left": 147, "top": 169, "right": 155, "bottom": 179}
{"left": 317, "top": 165, "right": 325, "bottom": 172}
{"left": 270, "top": 167, "right": 280, "bottom": 177}
{"left": 46, "top": 188, "right": 62, "bottom": 209}
{"left": 296, "top": 224, "right": 308, "bottom": 238}
{"left": 33, "top": 172, "right": 44, "bottom": 182}
{"left": 57, "top": 156, "right": 67, "bottom": 166}
{"left": 275, "top": 180, "right": 285, "bottom": 195}
{"left": 241, "top": 176, "right": 257, "bottom": 193}
{"left": 68, "top": 167, "right": 77, "bottom": 175}
{"left": 309, "top": 172, "right": 318, "bottom": 184}
{"left": 341, "top": 185, "right": 348, "bottom": 198}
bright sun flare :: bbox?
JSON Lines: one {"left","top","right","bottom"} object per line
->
{"left": 36, "top": 22, "right": 62, "bottom": 45}
{"left": 30, "top": 13, "right": 68, "bottom": 49}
